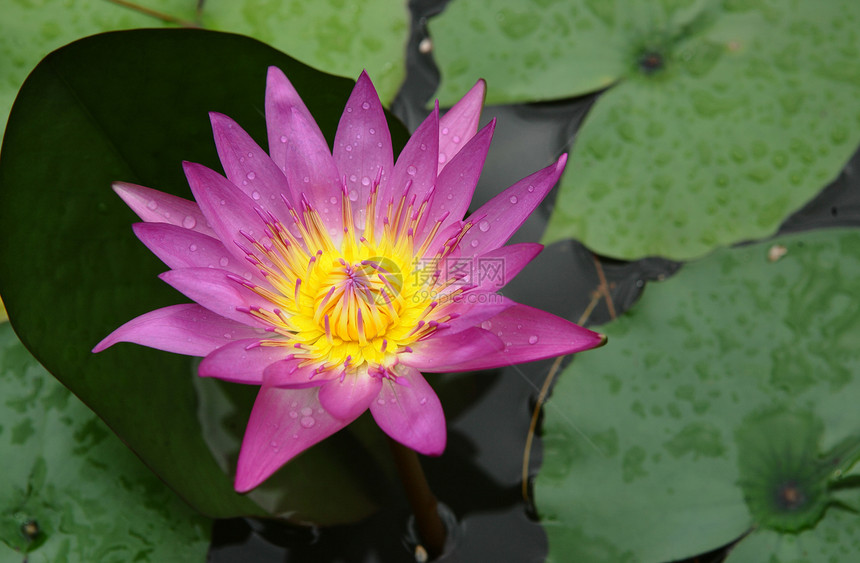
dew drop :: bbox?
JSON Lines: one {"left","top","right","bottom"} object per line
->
{"left": 509, "top": 195, "right": 518, "bottom": 204}
{"left": 361, "top": 101, "right": 371, "bottom": 110}
{"left": 189, "top": 244, "right": 198, "bottom": 252}
{"left": 406, "top": 165, "right": 417, "bottom": 176}
{"left": 478, "top": 220, "right": 490, "bottom": 232}
{"left": 300, "top": 416, "right": 315, "bottom": 428}
{"left": 247, "top": 171, "right": 256, "bottom": 180}
{"left": 280, "top": 135, "right": 288, "bottom": 143}
{"left": 219, "top": 199, "right": 227, "bottom": 206}
{"left": 247, "top": 152, "right": 253, "bottom": 158}
{"left": 329, "top": 196, "right": 338, "bottom": 204}
{"left": 182, "top": 215, "right": 197, "bottom": 229}
{"left": 301, "top": 407, "right": 313, "bottom": 416}
{"left": 345, "top": 144, "right": 353, "bottom": 152}
{"left": 289, "top": 411, "right": 298, "bottom": 419}
{"left": 438, "top": 153, "right": 447, "bottom": 164}
{"left": 361, "top": 176, "right": 371, "bottom": 186}
{"left": 527, "top": 185, "right": 535, "bottom": 193}
{"left": 528, "top": 335, "right": 539, "bottom": 345}
{"left": 251, "top": 191, "right": 261, "bottom": 200}
{"left": 452, "top": 135, "right": 461, "bottom": 144}
{"left": 348, "top": 189, "right": 359, "bottom": 202}
{"left": 303, "top": 176, "right": 310, "bottom": 183}
{"left": 346, "top": 107, "right": 353, "bottom": 113}
{"left": 470, "top": 240, "right": 479, "bottom": 248}
{"left": 223, "top": 333, "right": 232, "bottom": 339}
{"left": 446, "top": 193, "right": 453, "bottom": 200}
{"left": 219, "top": 257, "right": 229, "bottom": 267}
{"left": 147, "top": 200, "right": 158, "bottom": 210}
{"left": 420, "top": 143, "right": 427, "bottom": 151}
{"left": 419, "top": 397, "right": 428, "bottom": 405}
{"left": 349, "top": 174, "right": 358, "bottom": 183}
{"left": 441, "top": 127, "right": 449, "bottom": 135}
{"left": 270, "top": 441, "right": 278, "bottom": 448}
{"left": 377, "top": 398, "right": 386, "bottom": 405}
{"left": 369, "top": 128, "right": 376, "bottom": 135}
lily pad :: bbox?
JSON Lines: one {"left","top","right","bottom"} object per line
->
{"left": 0, "top": 29, "right": 407, "bottom": 523}
{"left": 0, "top": 322, "right": 211, "bottom": 561}
{"left": 535, "top": 228, "right": 860, "bottom": 562}
{"left": 431, "top": 0, "right": 860, "bottom": 259}
{"left": 0, "top": 0, "right": 407, "bottom": 133}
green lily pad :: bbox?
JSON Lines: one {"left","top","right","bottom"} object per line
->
{"left": 0, "top": 322, "right": 211, "bottom": 561}
{"left": 0, "top": 0, "right": 406, "bottom": 134}
{"left": 535, "top": 228, "right": 860, "bottom": 562}
{"left": 431, "top": 0, "right": 860, "bottom": 260}
{"left": 0, "top": 29, "right": 407, "bottom": 523}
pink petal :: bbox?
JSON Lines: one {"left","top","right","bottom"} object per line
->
{"left": 132, "top": 222, "right": 261, "bottom": 282}
{"left": 158, "top": 267, "right": 271, "bottom": 327}
{"left": 380, "top": 104, "right": 439, "bottom": 218}
{"left": 182, "top": 161, "right": 271, "bottom": 263}
{"left": 462, "top": 243, "right": 543, "bottom": 291}
{"left": 438, "top": 79, "right": 486, "bottom": 174}
{"left": 435, "top": 303, "right": 605, "bottom": 372}
{"left": 440, "top": 294, "right": 515, "bottom": 334}
{"left": 210, "top": 112, "right": 292, "bottom": 213}
{"left": 429, "top": 119, "right": 495, "bottom": 227}
{"left": 112, "top": 182, "right": 216, "bottom": 238}
{"left": 198, "top": 338, "right": 289, "bottom": 384}
{"left": 370, "top": 366, "right": 446, "bottom": 456}
{"left": 263, "top": 359, "right": 333, "bottom": 389}
{"left": 334, "top": 71, "right": 393, "bottom": 211}
{"left": 400, "top": 327, "right": 504, "bottom": 372}
{"left": 283, "top": 107, "right": 343, "bottom": 233}
{"left": 235, "top": 386, "right": 354, "bottom": 492}
{"left": 265, "top": 66, "right": 322, "bottom": 172}
{"left": 460, "top": 154, "right": 568, "bottom": 255}
{"left": 92, "top": 304, "right": 260, "bottom": 355}
{"left": 318, "top": 372, "right": 383, "bottom": 420}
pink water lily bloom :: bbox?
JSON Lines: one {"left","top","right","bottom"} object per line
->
{"left": 94, "top": 68, "right": 605, "bottom": 492}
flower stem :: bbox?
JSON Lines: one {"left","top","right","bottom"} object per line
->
{"left": 388, "top": 438, "right": 446, "bottom": 559}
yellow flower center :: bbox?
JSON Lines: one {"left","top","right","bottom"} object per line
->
{"left": 235, "top": 183, "right": 471, "bottom": 378}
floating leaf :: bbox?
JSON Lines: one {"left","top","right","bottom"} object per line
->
{"left": 0, "top": 0, "right": 407, "bottom": 133}
{"left": 0, "top": 29, "right": 407, "bottom": 523}
{"left": 0, "top": 323, "right": 211, "bottom": 561}
{"left": 431, "top": 0, "right": 860, "bottom": 259}
{"left": 535, "top": 229, "right": 860, "bottom": 562}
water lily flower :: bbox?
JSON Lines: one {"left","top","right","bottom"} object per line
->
{"left": 94, "top": 68, "right": 605, "bottom": 492}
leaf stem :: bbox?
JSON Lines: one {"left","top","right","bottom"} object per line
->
{"left": 388, "top": 438, "right": 446, "bottom": 559}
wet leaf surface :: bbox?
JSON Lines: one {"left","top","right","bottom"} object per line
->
{"left": 0, "top": 323, "right": 211, "bottom": 561}
{"left": 536, "top": 229, "right": 860, "bottom": 562}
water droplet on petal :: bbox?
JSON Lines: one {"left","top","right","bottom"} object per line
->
{"left": 289, "top": 411, "right": 298, "bottom": 418}
{"left": 345, "top": 145, "right": 353, "bottom": 152}
{"left": 219, "top": 257, "right": 229, "bottom": 267}
{"left": 300, "top": 416, "right": 316, "bottom": 428}
{"left": 452, "top": 135, "right": 461, "bottom": 144}
{"left": 406, "top": 165, "right": 417, "bottom": 176}
{"left": 348, "top": 189, "right": 359, "bottom": 202}
{"left": 361, "top": 176, "right": 371, "bottom": 186}
{"left": 251, "top": 191, "right": 261, "bottom": 200}
{"left": 420, "top": 143, "right": 427, "bottom": 151}
{"left": 223, "top": 332, "right": 232, "bottom": 339}
{"left": 478, "top": 220, "right": 490, "bottom": 232}
{"left": 446, "top": 193, "right": 453, "bottom": 200}
{"left": 182, "top": 216, "right": 197, "bottom": 229}
{"left": 509, "top": 195, "right": 518, "bottom": 204}
{"left": 219, "top": 199, "right": 227, "bottom": 206}
{"left": 419, "top": 397, "right": 428, "bottom": 405}
{"left": 441, "top": 127, "right": 449, "bottom": 135}
{"left": 438, "top": 153, "right": 447, "bottom": 164}
{"left": 147, "top": 200, "right": 158, "bottom": 210}
{"left": 301, "top": 407, "right": 313, "bottom": 416}
{"left": 369, "top": 128, "right": 376, "bottom": 135}
{"left": 377, "top": 398, "right": 386, "bottom": 405}
{"left": 329, "top": 196, "right": 338, "bottom": 205}
{"left": 280, "top": 135, "right": 288, "bottom": 143}
{"left": 527, "top": 185, "right": 535, "bottom": 193}
{"left": 470, "top": 240, "right": 479, "bottom": 248}
{"left": 349, "top": 174, "right": 358, "bottom": 182}
{"left": 247, "top": 171, "right": 256, "bottom": 180}
{"left": 528, "top": 335, "right": 539, "bottom": 344}
{"left": 303, "top": 176, "right": 310, "bottom": 183}
{"left": 361, "top": 101, "right": 371, "bottom": 110}
{"left": 189, "top": 244, "right": 198, "bottom": 252}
